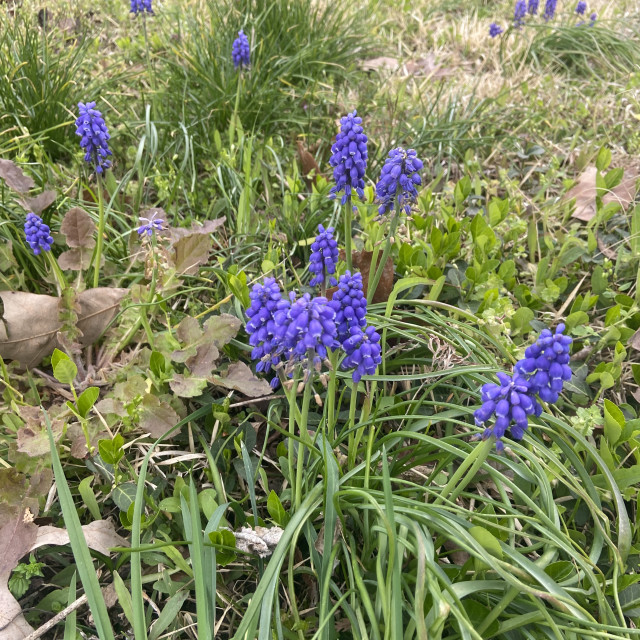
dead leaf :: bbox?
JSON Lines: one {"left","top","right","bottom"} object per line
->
{"left": 0, "top": 288, "right": 127, "bottom": 368}
{"left": 176, "top": 316, "right": 201, "bottom": 344}
{"left": 567, "top": 166, "right": 598, "bottom": 222}
{"left": 18, "top": 190, "right": 56, "bottom": 214}
{"left": 58, "top": 248, "right": 94, "bottom": 271}
{"left": 602, "top": 174, "right": 638, "bottom": 210}
{"left": 139, "top": 394, "right": 180, "bottom": 438}
{"left": 212, "top": 361, "right": 273, "bottom": 397}
{"left": 350, "top": 250, "right": 394, "bottom": 304}
{"left": 0, "top": 159, "right": 34, "bottom": 193}
{"left": 360, "top": 56, "right": 399, "bottom": 71}
{"left": 405, "top": 54, "right": 455, "bottom": 78}
{"left": 629, "top": 328, "right": 640, "bottom": 352}
{"left": 31, "top": 520, "right": 129, "bottom": 556}
{"left": 596, "top": 236, "right": 617, "bottom": 260}
{"left": 60, "top": 207, "right": 96, "bottom": 249}
{"left": 16, "top": 418, "right": 63, "bottom": 457}
{"left": 95, "top": 398, "right": 127, "bottom": 417}
{"left": 186, "top": 343, "right": 219, "bottom": 377}
{"left": 172, "top": 234, "right": 211, "bottom": 275}
{"left": 168, "top": 219, "right": 225, "bottom": 242}
{"left": 204, "top": 314, "right": 242, "bottom": 347}
{"left": 169, "top": 373, "right": 208, "bottom": 398}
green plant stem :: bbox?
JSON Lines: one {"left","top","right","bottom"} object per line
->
{"left": 367, "top": 197, "right": 401, "bottom": 305}
{"left": 326, "top": 351, "right": 339, "bottom": 440}
{"left": 346, "top": 385, "right": 359, "bottom": 470}
{"left": 229, "top": 72, "right": 242, "bottom": 148}
{"left": 433, "top": 437, "right": 493, "bottom": 506}
{"left": 476, "top": 586, "right": 519, "bottom": 635}
{"left": 344, "top": 197, "right": 353, "bottom": 273}
{"left": 294, "top": 381, "right": 313, "bottom": 512}
{"left": 93, "top": 174, "right": 106, "bottom": 288}
{"left": 142, "top": 13, "right": 157, "bottom": 112}
{"left": 46, "top": 251, "right": 67, "bottom": 294}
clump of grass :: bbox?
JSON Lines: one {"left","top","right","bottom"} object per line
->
{"left": 163, "top": 0, "right": 377, "bottom": 148}
{"left": 526, "top": 22, "right": 640, "bottom": 76}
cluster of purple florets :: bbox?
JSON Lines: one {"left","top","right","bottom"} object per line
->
{"left": 528, "top": 0, "right": 539, "bottom": 15}
{"left": 130, "top": 0, "right": 153, "bottom": 15}
{"left": 137, "top": 211, "right": 165, "bottom": 236}
{"left": 24, "top": 213, "right": 54, "bottom": 255}
{"left": 232, "top": 30, "right": 250, "bottom": 69}
{"left": 514, "top": 0, "right": 526, "bottom": 27}
{"left": 489, "top": 23, "right": 504, "bottom": 38}
{"left": 75, "top": 102, "right": 112, "bottom": 174}
{"left": 543, "top": 0, "right": 557, "bottom": 21}
{"left": 474, "top": 324, "right": 572, "bottom": 451}
{"left": 246, "top": 226, "right": 382, "bottom": 386}
{"left": 309, "top": 225, "right": 339, "bottom": 288}
{"left": 490, "top": 0, "right": 581, "bottom": 37}
{"left": 375, "top": 147, "right": 423, "bottom": 216}
{"left": 329, "top": 110, "right": 368, "bottom": 206}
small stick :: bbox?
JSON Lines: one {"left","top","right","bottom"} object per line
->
{"left": 22, "top": 594, "right": 88, "bottom": 640}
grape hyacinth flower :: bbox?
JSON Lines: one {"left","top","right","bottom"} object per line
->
{"left": 375, "top": 147, "right": 423, "bottom": 216}
{"left": 342, "top": 325, "right": 382, "bottom": 383}
{"left": 309, "top": 224, "right": 339, "bottom": 288}
{"left": 232, "top": 30, "right": 250, "bottom": 69}
{"left": 474, "top": 372, "right": 542, "bottom": 452}
{"left": 575, "top": 0, "right": 587, "bottom": 15}
{"left": 489, "top": 23, "right": 503, "bottom": 38}
{"left": 514, "top": 0, "right": 526, "bottom": 27}
{"left": 527, "top": 0, "right": 539, "bottom": 15}
{"left": 279, "top": 293, "right": 337, "bottom": 373}
{"left": 246, "top": 278, "right": 290, "bottom": 383}
{"left": 328, "top": 110, "right": 368, "bottom": 206}
{"left": 24, "top": 213, "right": 54, "bottom": 255}
{"left": 589, "top": 12, "right": 597, "bottom": 25}
{"left": 330, "top": 271, "right": 367, "bottom": 344}
{"left": 137, "top": 211, "right": 164, "bottom": 236}
{"left": 130, "top": 0, "right": 153, "bottom": 14}
{"left": 75, "top": 102, "right": 112, "bottom": 174}
{"left": 515, "top": 324, "right": 573, "bottom": 404}
{"left": 543, "top": 0, "right": 557, "bottom": 21}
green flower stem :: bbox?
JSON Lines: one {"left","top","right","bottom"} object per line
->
{"left": 45, "top": 251, "right": 67, "bottom": 294}
{"left": 433, "top": 437, "right": 493, "bottom": 506}
{"left": 229, "top": 72, "right": 243, "bottom": 148}
{"left": 294, "top": 380, "right": 313, "bottom": 512}
{"left": 367, "top": 195, "right": 402, "bottom": 305}
{"left": 142, "top": 13, "right": 157, "bottom": 109}
{"left": 92, "top": 174, "right": 106, "bottom": 288}
{"left": 346, "top": 384, "right": 359, "bottom": 470}
{"left": 326, "top": 350, "right": 340, "bottom": 440}
{"left": 344, "top": 197, "right": 353, "bottom": 273}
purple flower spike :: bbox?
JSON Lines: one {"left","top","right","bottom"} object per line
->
{"left": 24, "top": 213, "right": 54, "bottom": 255}
{"left": 130, "top": 0, "right": 153, "bottom": 15}
{"left": 489, "top": 23, "right": 504, "bottom": 38}
{"left": 375, "top": 147, "right": 423, "bottom": 216}
{"left": 75, "top": 101, "right": 112, "bottom": 174}
{"left": 232, "top": 30, "right": 250, "bottom": 69}
{"left": 341, "top": 325, "right": 382, "bottom": 383}
{"left": 309, "top": 224, "right": 339, "bottom": 288}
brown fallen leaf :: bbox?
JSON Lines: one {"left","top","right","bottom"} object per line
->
{"left": 602, "top": 174, "right": 638, "bottom": 210}
{"left": 168, "top": 218, "right": 225, "bottom": 242}
{"left": 31, "top": 520, "right": 129, "bottom": 556}
{"left": 350, "top": 249, "right": 394, "bottom": 304}
{"left": 18, "top": 190, "right": 56, "bottom": 215}
{"left": 629, "top": 328, "right": 640, "bottom": 352}
{"left": 139, "top": 394, "right": 180, "bottom": 438}
{"left": 60, "top": 207, "right": 96, "bottom": 248}
{"left": 0, "top": 288, "right": 127, "bottom": 368}
{"left": 0, "top": 159, "right": 35, "bottom": 193}
{"left": 360, "top": 56, "right": 399, "bottom": 72}
{"left": 566, "top": 166, "right": 598, "bottom": 222}
{"left": 212, "top": 361, "right": 273, "bottom": 397}
{"left": 58, "top": 247, "right": 94, "bottom": 271}
{"left": 297, "top": 140, "right": 323, "bottom": 187}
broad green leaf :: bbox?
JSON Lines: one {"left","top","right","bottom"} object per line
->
{"left": 208, "top": 529, "right": 237, "bottom": 566}
{"left": 77, "top": 386, "right": 99, "bottom": 418}
{"left": 53, "top": 356, "right": 77, "bottom": 385}
{"left": 604, "top": 399, "right": 625, "bottom": 445}
{"left": 266, "top": 490, "right": 289, "bottom": 527}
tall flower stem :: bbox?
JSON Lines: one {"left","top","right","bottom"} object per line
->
{"left": 93, "top": 174, "right": 106, "bottom": 288}
{"left": 366, "top": 193, "right": 402, "bottom": 305}
{"left": 229, "top": 72, "right": 243, "bottom": 148}
{"left": 344, "top": 198, "right": 353, "bottom": 273}
{"left": 326, "top": 350, "right": 340, "bottom": 441}
{"left": 46, "top": 251, "right": 67, "bottom": 295}
{"left": 346, "top": 384, "right": 359, "bottom": 470}
{"left": 142, "top": 13, "right": 157, "bottom": 107}
{"left": 294, "top": 380, "right": 313, "bottom": 512}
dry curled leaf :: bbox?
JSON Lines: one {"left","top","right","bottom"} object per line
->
{"left": 18, "top": 190, "right": 56, "bottom": 215}
{"left": 60, "top": 207, "right": 96, "bottom": 249}
{"left": 566, "top": 166, "right": 598, "bottom": 222}
{"left": 139, "top": 394, "right": 180, "bottom": 438}
{"left": 350, "top": 249, "right": 394, "bottom": 303}
{"left": 0, "top": 288, "right": 127, "bottom": 368}
{"left": 168, "top": 219, "right": 225, "bottom": 275}
{"left": 31, "top": 519, "right": 129, "bottom": 556}
{"left": 58, "top": 247, "right": 93, "bottom": 271}
{"left": 0, "top": 159, "right": 34, "bottom": 193}
{"left": 212, "top": 361, "right": 273, "bottom": 397}
{"left": 360, "top": 56, "right": 399, "bottom": 71}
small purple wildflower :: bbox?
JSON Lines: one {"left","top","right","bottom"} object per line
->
{"left": 309, "top": 224, "right": 339, "bottom": 288}
{"left": 527, "top": 0, "right": 539, "bottom": 15}
{"left": 24, "top": 213, "right": 54, "bottom": 255}
{"left": 232, "top": 30, "right": 250, "bottom": 69}
{"left": 589, "top": 12, "right": 597, "bottom": 25}
{"left": 130, "top": 0, "right": 153, "bottom": 15}
{"left": 342, "top": 325, "right": 382, "bottom": 383}
{"left": 75, "top": 102, "right": 112, "bottom": 174}
{"left": 515, "top": 323, "right": 573, "bottom": 404}
{"left": 375, "top": 147, "right": 423, "bottom": 216}
{"left": 514, "top": 0, "right": 526, "bottom": 27}
{"left": 489, "top": 23, "right": 503, "bottom": 38}
{"left": 330, "top": 271, "right": 367, "bottom": 344}
{"left": 575, "top": 1, "right": 587, "bottom": 15}
{"left": 474, "top": 372, "right": 542, "bottom": 452}
{"left": 328, "top": 110, "right": 368, "bottom": 206}
{"left": 543, "top": 0, "right": 557, "bottom": 21}
{"left": 137, "top": 211, "right": 164, "bottom": 236}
